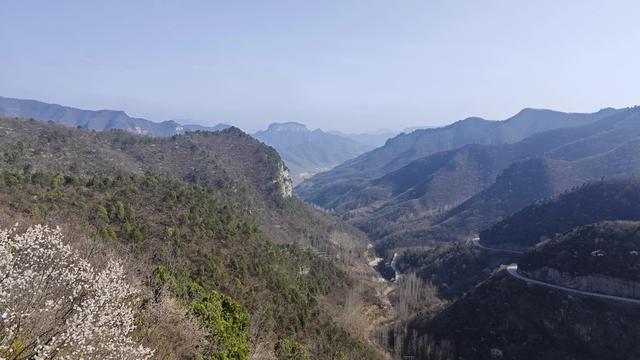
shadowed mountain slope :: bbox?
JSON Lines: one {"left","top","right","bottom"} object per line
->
{"left": 309, "top": 107, "right": 640, "bottom": 250}
{"left": 297, "top": 107, "right": 619, "bottom": 207}
{"left": 395, "top": 177, "right": 640, "bottom": 304}
{"left": 407, "top": 221, "right": 640, "bottom": 360}
{"left": 481, "top": 178, "right": 640, "bottom": 250}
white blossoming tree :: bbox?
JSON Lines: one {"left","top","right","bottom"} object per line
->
{"left": 0, "top": 225, "right": 152, "bottom": 359}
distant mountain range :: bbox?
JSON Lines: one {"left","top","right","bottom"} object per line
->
{"left": 296, "top": 108, "right": 617, "bottom": 189}
{"left": 0, "top": 96, "right": 400, "bottom": 185}
{"left": 297, "top": 106, "right": 640, "bottom": 251}
{"left": 421, "top": 108, "right": 640, "bottom": 245}
{"left": 253, "top": 122, "right": 384, "bottom": 184}
{"left": 0, "top": 96, "right": 230, "bottom": 136}
{"left": 327, "top": 129, "right": 398, "bottom": 148}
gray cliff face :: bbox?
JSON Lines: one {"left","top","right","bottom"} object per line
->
{"left": 274, "top": 161, "right": 293, "bottom": 198}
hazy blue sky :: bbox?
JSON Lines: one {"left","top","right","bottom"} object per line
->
{"left": 1, "top": 1, "right": 639, "bottom": 132}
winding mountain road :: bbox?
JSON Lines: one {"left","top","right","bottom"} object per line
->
{"left": 506, "top": 264, "right": 640, "bottom": 305}
{"left": 470, "top": 238, "right": 640, "bottom": 304}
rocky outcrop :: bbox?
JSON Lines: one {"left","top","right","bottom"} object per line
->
{"left": 274, "top": 161, "right": 293, "bottom": 198}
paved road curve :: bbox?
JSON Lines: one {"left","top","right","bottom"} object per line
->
{"left": 470, "top": 238, "right": 640, "bottom": 304}
{"left": 506, "top": 264, "right": 640, "bottom": 305}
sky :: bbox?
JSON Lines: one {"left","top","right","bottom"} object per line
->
{"left": 1, "top": 0, "right": 640, "bottom": 133}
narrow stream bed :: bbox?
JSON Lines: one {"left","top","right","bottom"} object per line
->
{"left": 390, "top": 252, "right": 403, "bottom": 281}
{"left": 372, "top": 250, "right": 403, "bottom": 282}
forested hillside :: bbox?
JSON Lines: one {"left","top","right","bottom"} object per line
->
{"left": 520, "top": 221, "right": 640, "bottom": 289}
{"left": 395, "top": 243, "right": 520, "bottom": 300}
{"left": 6, "top": 105, "right": 640, "bottom": 359}
{"left": 0, "top": 117, "right": 371, "bottom": 258}
{"left": 395, "top": 177, "right": 640, "bottom": 301}
{"left": 406, "top": 221, "right": 640, "bottom": 360}
{"left": 0, "top": 117, "right": 387, "bottom": 359}
{"left": 481, "top": 178, "right": 640, "bottom": 250}
{"left": 416, "top": 269, "right": 640, "bottom": 360}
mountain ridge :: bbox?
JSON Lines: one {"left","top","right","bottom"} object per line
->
{"left": 0, "top": 96, "right": 230, "bottom": 136}
{"left": 300, "top": 106, "right": 640, "bottom": 251}
{"left": 297, "top": 107, "right": 618, "bottom": 195}
{"left": 0, "top": 96, "right": 393, "bottom": 187}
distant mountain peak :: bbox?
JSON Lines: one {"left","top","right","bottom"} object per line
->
{"left": 508, "top": 107, "right": 555, "bottom": 118}
{"left": 597, "top": 107, "right": 618, "bottom": 113}
{"left": 457, "top": 116, "right": 488, "bottom": 124}
{"left": 97, "top": 109, "right": 127, "bottom": 116}
{"left": 220, "top": 126, "right": 250, "bottom": 137}
{"left": 266, "top": 122, "right": 309, "bottom": 132}
{"left": 161, "top": 120, "right": 181, "bottom": 126}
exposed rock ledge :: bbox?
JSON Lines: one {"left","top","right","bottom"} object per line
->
{"left": 274, "top": 162, "right": 293, "bottom": 198}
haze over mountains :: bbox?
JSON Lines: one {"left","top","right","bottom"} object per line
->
{"left": 0, "top": 96, "right": 397, "bottom": 185}
{"left": 0, "top": 96, "right": 231, "bottom": 136}
{"left": 297, "top": 107, "right": 618, "bottom": 189}
{"left": 297, "top": 106, "right": 640, "bottom": 250}
{"left": 328, "top": 129, "right": 398, "bottom": 148}
{"left": 5, "top": 1, "right": 640, "bottom": 358}
{"left": 253, "top": 122, "right": 381, "bottom": 184}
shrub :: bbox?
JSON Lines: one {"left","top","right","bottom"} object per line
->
{"left": 96, "top": 204, "right": 109, "bottom": 221}
{"left": 191, "top": 290, "right": 251, "bottom": 360}
{"left": 274, "top": 339, "right": 310, "bottom": 360}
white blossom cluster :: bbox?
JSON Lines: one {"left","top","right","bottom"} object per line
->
{"left": 0, "top": 225, "right": 153, "bottom": 359}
